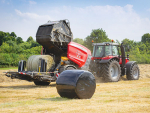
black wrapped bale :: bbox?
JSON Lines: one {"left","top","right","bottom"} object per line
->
{"left": 56, "top": 70, "right": 96, "bottom": 99}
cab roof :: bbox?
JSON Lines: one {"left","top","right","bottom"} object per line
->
{"left": 92, "top": 42, "right": 119, "bottom": 46}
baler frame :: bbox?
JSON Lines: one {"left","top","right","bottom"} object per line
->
{"left": 5, "top": 71, "right": 58, "bottom": 82}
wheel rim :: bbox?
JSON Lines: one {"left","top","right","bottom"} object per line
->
{"left": 110, "top": 64, "right": 118, "bottom": 79}
{"left": 133, "top": 68, "right": 138, "bottom": 78}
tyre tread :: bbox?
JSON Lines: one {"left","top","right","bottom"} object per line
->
{"left": 126, "top": 63, "right": 140, "bottom": 80}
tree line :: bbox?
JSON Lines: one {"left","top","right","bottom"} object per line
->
{"left": 0, "top": 29, "right": 150, "bottom": 67}
{"left": 0, "top": 31, "right": 41, "bottom": 67}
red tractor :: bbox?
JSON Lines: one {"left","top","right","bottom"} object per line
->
{"left": 90, "top": 41, "right": 140, "bottom": 82}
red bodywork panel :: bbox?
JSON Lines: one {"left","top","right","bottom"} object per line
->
{"left": 67, "top": 42, "right": 91, "bottom": 67}
{"left": 92, "top": 55, "right": 129, "bottom": 65}
{"left": 92, "top": 56, "right": 116, "bottom": 60}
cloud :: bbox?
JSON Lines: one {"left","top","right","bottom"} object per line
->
{"left": 29, "top": 1, "right": 36, "bottom": 5}
{"left": 15, "top": 9, "right": 40, "bottom": 19}
{"left": 1, "top": 0, "right": 5, "bottom": 3}
{"left": 1, "top": 0, "right": 10, "bottom": 4}
{"left": 15, "top": 9, "right": 52, "bottom": 21}
{"left": 45, "top": 5, "right": 150, "bottom": 42}
{"left": 1, "top": 5, "right": 150, "bottom": 42}
{"left": 9, "top": 9, "right": 54, "bottom": 41}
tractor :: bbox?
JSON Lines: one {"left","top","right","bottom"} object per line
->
{"left": 89, "top": 41, "right": 140, "bottom": 82}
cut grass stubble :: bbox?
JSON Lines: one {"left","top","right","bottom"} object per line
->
{"left": 0, "top": 79, "right": 150, "bottom": 113}
{"left": 0, "top": 64, "right": 150, "bottom": 113}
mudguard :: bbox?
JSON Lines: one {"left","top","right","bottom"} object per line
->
{"left": 99, "top": 59, "right": 110, "bottom": 64}
{"left": 99, "top": 57, "right": 119, "bottom": 64}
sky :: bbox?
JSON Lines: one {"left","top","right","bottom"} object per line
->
{"left": 0, "top": 0, "right": 150, "bottom": 42}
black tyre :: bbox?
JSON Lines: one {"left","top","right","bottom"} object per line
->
{"left": 34, "top": 81, "right": 50, "bottom": 86}
{"left": 102, "top": 60, "right": 121, "bottom": 82}
{"left": 126, "top": 63, "right": 140, "bottom": 80}
{"left": 96, "top": 63, "right": 104, "bottom": 77}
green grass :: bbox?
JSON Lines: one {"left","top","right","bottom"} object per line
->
{"left": 0, "top": 67, "right": 18, "bottom": 70}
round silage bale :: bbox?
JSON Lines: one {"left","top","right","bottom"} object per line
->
{"left": 56, "top": 70, "right": 96, "bottom": 99}
{"left": 27, "top": 55, "right": 55, "bottom": 71}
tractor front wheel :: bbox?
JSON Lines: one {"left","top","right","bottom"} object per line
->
{"left": 102, "top": 60, "right": 121, "bottom": 82}
{"left": 126, "top": 63, "right": 140, "bottom": 80}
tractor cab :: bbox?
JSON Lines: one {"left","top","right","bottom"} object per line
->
{"left": 92, "top": 42, "right": 120, "bottom": 59}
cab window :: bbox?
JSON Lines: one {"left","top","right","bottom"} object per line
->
{"left": 112, "top": 46, "right": 119, "bottom": 56}
{"left": 93, "top": 46, "right": 104, "bottom": 57}
{"left": 105, "top": 46, "right": 112, "bottom": 56}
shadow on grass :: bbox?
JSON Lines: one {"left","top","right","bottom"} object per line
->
{"left": 0, "top": 83, "right": 56, "bottom": 89}
{"left": 40, "top": 97, "right": 72, "bottom": 101}
{"left": 120, "top": 76, "right": 128, "bottom": 81}
{"left": 96, "top": 76, "right": 130, "bottom": 83}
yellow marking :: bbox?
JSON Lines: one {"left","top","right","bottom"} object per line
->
{"left": 61, "top": 62, "right": 64, "bottom": 65}
{"left": 61, "top": 57, "right": 69, "bottom": 66}
{"left": 38, "top": 66, "right": 41, "bottom": 75}
{"left": 61, "top": 57, "right": 69, "bottom": 61}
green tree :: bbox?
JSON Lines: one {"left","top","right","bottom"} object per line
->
{"left": 31, "top": 41, "right": 40, "bottom": 48}
{"left": 6, "top": 40, "right": 16, "bottom": 46}
{"left": 141, "top": 33, "right": 150, "bottom": 43}
{"left": 0, "top": 53, "right": 12, "bottom": 67}
{"left": 27, "top": 36, "right": 34, "bottom": 42}
{"left": 0, "top": 43, "right": 11, "bottom": 53}
{"left": 16, "top": 37, "right": 24, "bottom": 44}
{"left": 0, "top": 31, "right": 5, "bottom": 46}
{"left": 84, "top": 28, "right": 111, "bottom": 51}
{"left": 1, "top": 32, "right": 11, "bottom": 43}
{"left": 121, "top": 38, "right": 135, "bottom": 51}
{"left": 10, "top": 32, "right": 17, "bottom": 38}
{"left": 0, "top": 31, "right": 16, "bottom": 45}
{"left": 10, "top": 36, "right": 16, "bottom": 41}
{"left": 73, "top": 38, "right": 84, "bottom": 45}
{"left": 20, "top": 42, "right": 31, "bottom": 49}
{"left": 137, "top": 43, "right": 147, "bottom": 54}
{"left": 122, "top": 38, "right": 134, "bottom": 45}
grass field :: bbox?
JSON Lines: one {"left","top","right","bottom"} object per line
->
{"left": 0, "top": 67, "right": 18, "bottom": 70}
{"left": 0, "top": 64, "right": 150, "bottom": 113}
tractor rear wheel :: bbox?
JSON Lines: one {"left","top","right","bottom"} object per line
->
{"left": 102, "top": 60, "right": 121, "bottom": 82}
{"left": 34, "top": 81, "right": 50, "bottom": 86}
{"left": 126, "top": 63, "right": 139, "bottom": 80}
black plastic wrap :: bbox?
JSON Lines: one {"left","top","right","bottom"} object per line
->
{"left": 56, "top": 70, "right": 96, "bottom": 99}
